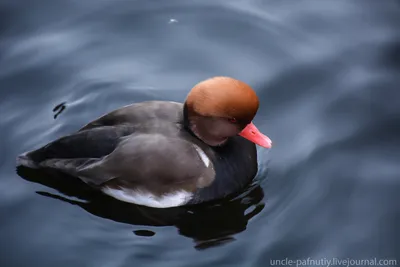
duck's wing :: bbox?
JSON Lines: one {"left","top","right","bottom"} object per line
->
{"left": 74, "top": 135, "right": 216, "bottom": 192}
{"left": 17, "top": 126, "right": 134, "bottom": 184}
{"left": 18, "top": 130, "right": 216, "bottom": 192}
{"left": 79, "top": 101, "right": 183, "bottom": 131}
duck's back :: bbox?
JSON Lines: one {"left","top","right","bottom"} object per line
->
{"left": 79, "top": 101, "right": 183, "bottom": 132}
{"left": 18, "top": 101, "right": 178, "bottom": 163}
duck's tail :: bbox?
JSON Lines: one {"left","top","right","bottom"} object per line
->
{"left": 16, "top": 152, "right": 40, "bottom": 169}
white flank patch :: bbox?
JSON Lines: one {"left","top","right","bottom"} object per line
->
{"left": 193, "top": 144, "right": 210, "bottom": 167}
{"left": 101, "top": 187, "right": 192, "bottom": 208}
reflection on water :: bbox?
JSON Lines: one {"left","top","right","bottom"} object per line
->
{"left": 17, "top": 166, "right": 265, "bottom": 251}
{"left": 1, "top": 0, "right": 400, "bottom": 266}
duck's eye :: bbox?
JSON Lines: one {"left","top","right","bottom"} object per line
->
{"left": 228, "top": 118, "right": 237, "bottom": 123}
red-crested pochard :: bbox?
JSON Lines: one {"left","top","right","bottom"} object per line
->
{"left": 17, "top": 77, "right": 272, "bottom": 208}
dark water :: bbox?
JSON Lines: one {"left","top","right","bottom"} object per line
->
{"left": 1, "top": 0, "right": 400, "bottom": 266}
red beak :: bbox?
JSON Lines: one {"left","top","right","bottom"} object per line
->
{"left": 239, "top": 122, "right": 272, "bottom": 148}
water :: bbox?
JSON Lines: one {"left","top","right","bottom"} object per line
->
{"left": 1, "top": 0, "right": 399, "bottom": 266}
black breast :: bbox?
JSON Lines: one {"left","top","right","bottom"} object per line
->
{"left": 188, "top": 136, "right": 258, "bottom": 204}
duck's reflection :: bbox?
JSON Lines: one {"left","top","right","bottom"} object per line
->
{"left": 17, "top": 166, "right": 265, "bottom": 250}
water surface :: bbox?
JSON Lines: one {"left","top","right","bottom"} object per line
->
{"left": 1, "top": 0, "right": 400, "bottom": 266}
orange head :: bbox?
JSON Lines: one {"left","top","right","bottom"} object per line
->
{"left": 185, "top": 76, "right": 272, "bottom": 148}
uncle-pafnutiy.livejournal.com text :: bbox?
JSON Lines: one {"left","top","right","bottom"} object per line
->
{"left": 270, "top": 257, "right": 397, "bottom": 267}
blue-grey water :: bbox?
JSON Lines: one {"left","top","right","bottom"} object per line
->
{"left": 1, "top": 1, "right": 400, "bottom": 266}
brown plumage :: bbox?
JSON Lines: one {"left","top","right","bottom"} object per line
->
{"left": 186, "top": 77, "right": 259, "bottom": 124}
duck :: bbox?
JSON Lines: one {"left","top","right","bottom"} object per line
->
{"left": 17, "top": 77, "right": 272, "bottom": 208}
